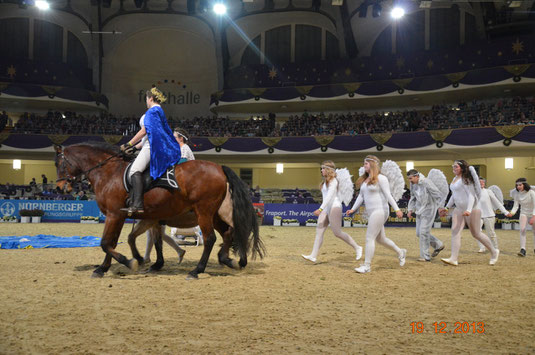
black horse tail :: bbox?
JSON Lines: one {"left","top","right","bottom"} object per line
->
{"left": 222, "top": 166, "right": 265, "bottom": 261}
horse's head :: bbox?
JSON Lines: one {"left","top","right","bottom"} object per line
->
{"left": 54, "top": 145, "right": 79, "bottom": 193}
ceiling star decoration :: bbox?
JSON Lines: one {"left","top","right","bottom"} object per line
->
{"left": 512, "top": 38, "right": 524, "bottom": 55}
{"left": 268, "top": 67, "right": 277, "bottom": 80}
{"left": 7, "top": 65, "right": 16, "bottom": 79}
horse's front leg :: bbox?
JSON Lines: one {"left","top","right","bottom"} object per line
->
{"left": 187, "top": 214, "right": 217, "bottom": 280}
{"left": 95, "top": 215, "right": 137, "bottom": 276}
{"left": 93, "top": 254, "right": 113, "bottom": 278}
{"left": 127, "top": 220, "right": 157, "bottom": 266}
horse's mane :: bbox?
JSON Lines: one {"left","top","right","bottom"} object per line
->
{"left": 69, "top": 141, "right": 133, "bottom": 161}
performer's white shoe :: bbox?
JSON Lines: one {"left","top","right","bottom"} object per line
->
{"left": 301, "top": 254, "right": 317, "bottom": 263}
{"left": 489, "top": 249, "right": 500, "bottom": 266}
{"left": 477, "top": 248, "right": 486, "bottom": 253}
{"left": 398, "top": 249, "right": 407, "bottom": 267}
{"left": 441, "top": 257, "right": 458, "bottom": 266}
{"left": 355, "top": 264, "right": 371, "bottom": 273}
{"left": 356, "top": 245, "right": 363, "bottom": 261}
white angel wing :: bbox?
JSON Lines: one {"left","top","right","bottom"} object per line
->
{"left": 427, "top": 169, "right": 449, "bottom": 206}
{"left": 488, "top": 185, "right": 504, "bottom": 204}
{"left": 469, "top": 166, "right": 481, "bottom": 200}
{"left": 380, "top": 160, "right": 404, "bottom": 202}
{"left": 336, "top": 168, "right": 354, "bottom": 206}
{"left": 510, "top": 188, "right": 518, "bottom": 199}
{"left": 358, "top": 166, "right": 365, "bottom": 177}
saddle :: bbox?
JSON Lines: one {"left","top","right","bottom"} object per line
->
{"left": 123, "top": 162, "right": 180, "bottom": 205}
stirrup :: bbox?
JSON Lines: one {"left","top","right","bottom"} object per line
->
{"left": 121, "top": 206, "right": 144, "bottom": 217}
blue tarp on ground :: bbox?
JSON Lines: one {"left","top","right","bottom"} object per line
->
{"left": 0, "top": 235, "right": 101, "bottom": 249}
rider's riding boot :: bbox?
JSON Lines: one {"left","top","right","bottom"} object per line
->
{"left": 122, "top": 172, "right": 144, "bottom": 215}
{"left": 130, "top": 172, "right": 144, "bottom": 214}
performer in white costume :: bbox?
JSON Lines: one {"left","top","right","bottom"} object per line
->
{"left": 438, "top": 160, "right": 499, "bottom": 266}
{"left": 506, "top": 178, "right": 535, "bottom": 257}
{"left": 475, "top": 178, "right": 508, "bottom": 253}
{"left": 406, "top": 169, "right": 446, "bottom": 262}
{"left": 302, "top": 160, "right": 363, "bottom": 263}
{"left": 346, "top": 155, "right": 406, "bottom": 274}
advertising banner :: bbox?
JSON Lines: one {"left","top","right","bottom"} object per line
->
{"left": 0, "top": 200, "right": 103, "bottom": 222}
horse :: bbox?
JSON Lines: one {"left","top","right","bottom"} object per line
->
{"left": 54, "top": 142, "right": 264, "bottom": 279}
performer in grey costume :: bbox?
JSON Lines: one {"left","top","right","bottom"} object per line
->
{"left": 406, "top": 169, "right": 445, "bottom": 261}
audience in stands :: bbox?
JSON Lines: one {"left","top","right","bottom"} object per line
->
{"left": 4, "top": 97, "right": 533, "bottom": 138}
{"left": 0, "top": 181, "right": 93, "bottom": 201}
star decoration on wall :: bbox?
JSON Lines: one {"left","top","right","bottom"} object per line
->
{"left": 7, "top": 65, "right": 16, "bottom": 79}
{"left": 427, "top": 60, "right": 434, "bottom": 69}
{"left": 396, "top": 57, "right": 405, "bottom": 68}
{"left": 512, "top": 38, "right": 524, "bottom": 55}
{"left": 345, "top": 68, "right": 352, "bottom": 76}
{"left": 268, "top": 67, "right": 277, "bottom": 80}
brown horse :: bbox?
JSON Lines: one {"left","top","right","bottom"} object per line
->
{"left": 54, "top": 142, "right": 264, "bottom": 279}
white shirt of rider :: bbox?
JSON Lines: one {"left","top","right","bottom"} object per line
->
{"left": 139, "top": 114, "right": 149, "bottom": 149}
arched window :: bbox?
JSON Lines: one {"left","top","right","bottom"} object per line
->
{"left": 371, "top": 25, "right": 392, "bottom": 57}
{"left": 265, "top": 25, "right": 291, "bottom": 65}
{"left": 67, "top": 31, "right": 88, "bottom": 68}
{"left": 0, "top": 18, "right": 29, "bottom": 59}
{"left": 430, "top": 7, "right": 460, "bottom": 51}
{"left": 325, "top": 31, "right": 340, "bottom": 60}
{"left": 34, "top": 19, "right": 63, "bottom": 62}
{"left": 241, "top": 35, "right": 261, "bottom": 66}
{"left": 396, "top": 10, "right": 424, "bottom": 54}
{"left": 465, "top": 12, "right": 477, "bottom": 44}
{"left": 295, "top": 24, "right": 321, "bottom": 63}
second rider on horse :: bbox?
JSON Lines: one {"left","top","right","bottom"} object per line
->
{"left": 120, "top": 87, "right": 181, "bottom": 214}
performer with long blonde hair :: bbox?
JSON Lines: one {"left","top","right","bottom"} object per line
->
{"left": 438, "top": 160, "right": 499, "bottom": 266}
{"left": 302, "top": 160, "right": 363, "bottom": 263}
{"left": 346, "top": 155, "right": 405, "bottom": 273}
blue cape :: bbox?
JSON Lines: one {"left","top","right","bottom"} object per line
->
{"left": 144, "top": 106, "right": 181, "bottom": 179}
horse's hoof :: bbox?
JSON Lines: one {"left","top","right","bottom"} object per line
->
{"left": 186, "top": 273, "right": 198, "bottom": 281}
{"left": 231, "top": 259, "right": 239, "bottom": 269}
{"left": 91, "top": 271, "right": 104, "bottom": 278}
{"left": 129, "top": 259, "right": 139, "bottom": 272}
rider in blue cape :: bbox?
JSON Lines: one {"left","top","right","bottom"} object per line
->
{"left": 120, "top": 87, "right": 181, "bottom": 214}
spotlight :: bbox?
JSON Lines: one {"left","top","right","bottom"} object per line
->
{"left": 213, "top": 3, "right": 227, "bottom": 15}
{"left": 391, "top": 6, "right": 405, "bottom": 19}
{"left": 35, "top": 0, "right": 50, "bottom": 10}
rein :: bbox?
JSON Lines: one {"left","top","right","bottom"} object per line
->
{"left": 56, "top": 150, "right": 125, "bottom": 184}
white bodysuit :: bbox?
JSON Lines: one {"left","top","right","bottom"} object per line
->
{"left": 350, "top": 174, "right": 403, "bottom": 268}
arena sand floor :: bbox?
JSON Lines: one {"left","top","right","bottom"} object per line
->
{"left": 0, "top": 223, "right": 534, "bottom": 354}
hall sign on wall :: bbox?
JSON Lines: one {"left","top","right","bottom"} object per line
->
{"left": 138, "top": 90, "right": 201, "bottom": 105}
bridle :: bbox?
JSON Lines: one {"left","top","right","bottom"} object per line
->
{"left": 56, "top": 150, "right": 124, "bottom": 184}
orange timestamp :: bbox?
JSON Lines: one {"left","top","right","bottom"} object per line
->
{"left": 410, "top": 321, "right": 485, "bottom": 334}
